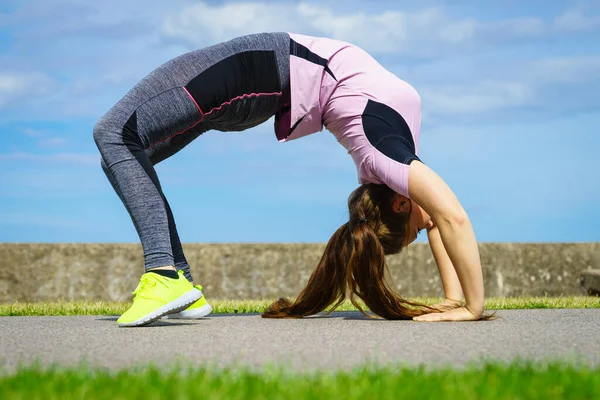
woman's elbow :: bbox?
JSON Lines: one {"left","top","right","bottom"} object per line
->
{"left": 436, "top": 207, "right": 469, "bottom": 229}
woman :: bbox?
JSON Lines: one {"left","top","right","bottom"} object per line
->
{"left": 94, "top": 32, "right": 487, "bottom": 327}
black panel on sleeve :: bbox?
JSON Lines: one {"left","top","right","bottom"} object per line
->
{"left": 361, "top": 99, "right": 421, "bottom": 165}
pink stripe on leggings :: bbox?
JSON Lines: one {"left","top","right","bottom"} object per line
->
{"left": 144, "top": 90, "right": 282, "bottom": 150}
{"left": 183, "top": 86, "right": 204, "bottom": 116}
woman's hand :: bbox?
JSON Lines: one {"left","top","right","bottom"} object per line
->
{"left": 413, "top": 306, "right": 481, "bottom": 322}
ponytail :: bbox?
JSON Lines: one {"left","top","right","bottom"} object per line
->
{"left": 262, "top": 223, "right": 352, "bottom": 318}
{"left": 263, "top": 184, "right": 449, "bottom": 320}
{"left": 263, "top": 219, "right": 439, "bottom": 319}
{"left": 347, "top": 222, "right": 438, "bottom": 319}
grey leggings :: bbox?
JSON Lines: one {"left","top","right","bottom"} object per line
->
{"left": 93, "top": 33, "right": 290, "bottom": 281}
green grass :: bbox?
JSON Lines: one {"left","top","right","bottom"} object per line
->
{"left": 1, "top": 361, "right": 598, "bottom": 400}
{"left": 1, "top": 296, "right": 598, "bottom": 316}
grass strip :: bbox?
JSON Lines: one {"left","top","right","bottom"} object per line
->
{"left": 0, "top": 296, "right": 598, "bottom": 316}
{"left": 0, "top": 361, "right": 598, "bottom": 400}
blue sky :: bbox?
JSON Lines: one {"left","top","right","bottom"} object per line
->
{"left": 0, "top": 0, "right": 599, "bottom": 243}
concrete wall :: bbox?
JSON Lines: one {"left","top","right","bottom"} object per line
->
{"left": 1, "top": 243, "right": 599, "bottom": 302}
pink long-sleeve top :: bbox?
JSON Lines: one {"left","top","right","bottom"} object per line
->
{"left": 275, "top": 33, "right": 422, "bottom": 198}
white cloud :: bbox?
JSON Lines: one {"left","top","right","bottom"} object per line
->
{"left": 0, "top": 152, "right": 98, "bottom": 166}
{"left": 408, "top": 54, "right": 600, "bottom": 121}
{"left": 0, "top": 167, "right": 107, "bottom": 197}
{"left": 37, "top": 137, "right": 68, "bottom": 147}
{"left": 17, "top": 128, "right": 69, "bottom": 147}
{"left": 20, "top": 127, "right": 51, "bottom": 138}
{"left": 4, "top": 1, "right": 598, "bottom": 58}
{"left": 162, "top": 1, "right": 301, "bottom": 45}
{"left": 0, "top": 1, "right": 598, "bottom": 122}
{"left": 487, "top": 17, "right": 546, "bottom": 39}
{"left": 0, "top": 72, "right": 54, "bottom": 108}
{"left": 0, "top": 212, "right": 88, "bottom": 229}
{"left": 554, "top": 8, "right": 600, "bottom": 33}
{"left": 528, "top": 56, "right": 600, "bottom": 84}
{"left": 296, "top": 5, "right": 548, "bottom": 54}
{"left": 160, "top": 3, "right": 493, "bottom": 54}
{"left": 0, "top": 74, "right": 25, "bottom": 93}
{"left": 421, "top": 81, "right": 534, "bottom": 116}
{"left": 160, "top": 2, "right": 599, "bottom": 57}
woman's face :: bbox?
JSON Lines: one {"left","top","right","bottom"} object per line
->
{"left": 406, "top": 202, "right": 431, "bottom": 245}
{"left": 392, "top": 194, "right": 431, "bottom": 246}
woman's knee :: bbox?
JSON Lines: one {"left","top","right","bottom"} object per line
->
{"left": 93, "top": 111, "right": 140, "bottom": 152}
{"left": 93, "top": 114, "right": 114, "bottom": 151}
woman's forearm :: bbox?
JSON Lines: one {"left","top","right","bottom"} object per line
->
{"left": 435, "top": 212, "right": 484, "bottom": 316}
{"left": 427, "top": 225, "right": 464, "bottom": 301}
{"left": 407, "top": 161, "right": 485, "bottom": 318}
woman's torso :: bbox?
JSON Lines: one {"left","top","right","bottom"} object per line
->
{"left": 280, "top": 33, "right": 422, "bottom": 197}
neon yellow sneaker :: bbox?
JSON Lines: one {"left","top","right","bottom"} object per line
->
{"left": 164, "top": 285, "right": 213, "bottom": 319}
{"left": 117, "top": 270, "right": 201, "bottom": 327}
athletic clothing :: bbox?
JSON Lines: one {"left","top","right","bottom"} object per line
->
{"left": 94, "top": 33, "right": 290, "bottom": 280}
{"left": 275, "top": 33, "right": 421, "bottom": 198}
{"left": 94, "top": 32, "right": 421, "bottom": 278}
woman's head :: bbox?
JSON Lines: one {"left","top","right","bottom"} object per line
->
{"left": 351, "top": 184, "right": 432, "bottom": 251}
{"left": 262, "top": 184, "right": 439, "bottom": 320}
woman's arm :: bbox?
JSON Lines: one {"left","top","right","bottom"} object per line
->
{"left": 408, "top": 161, "right": 485, "bottom": 321}
{"left": 427, "top": 223, "right": 464, "bottom": 303}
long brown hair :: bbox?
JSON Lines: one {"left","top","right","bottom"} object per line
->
{"left": 262, "top": 184, "right": 446, "bottom": 320}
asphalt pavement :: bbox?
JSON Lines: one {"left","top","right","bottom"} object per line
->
{"left": 1, "top": 309, "right": 598, "bottom": 372}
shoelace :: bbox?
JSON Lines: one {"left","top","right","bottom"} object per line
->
{"left": 132, "top": 273, "right": 174, "bottom": 299}
{"left": 132, "top": 276, "right": 157, "bottom": 298}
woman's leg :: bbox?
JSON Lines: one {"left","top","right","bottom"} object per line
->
{"left": 144, "top": 131, "right": 207, "bottom": 282}
{"left": 94, "top": 86, "right": 205, "bottom": 279}
{"left": 94, "top": 85, "right": 207, "bottom": 327}
{"left": 94, "top": 33, "right": 290, "bottom": 281}
{"left": 100, "top": 151, "right": 196, "bottom": 283}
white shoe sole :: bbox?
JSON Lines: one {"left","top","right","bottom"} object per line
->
{"left": 118, "top": 288, "right": 201, "bottom": 327}
{"left": 164, "top": 303, "right": 213, "bottom": 319}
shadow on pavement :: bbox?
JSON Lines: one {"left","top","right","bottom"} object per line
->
{"left": 209, "top": 311, "right": 393, "bottom": 321}
{"left": 95, "top": 316, "right": 195, "bottom": 327}
{"left": 205, "top": 313, "right": 261, "bottom": 318}
{"left": 306, "top": 311, "right": 386, "bottom": 321}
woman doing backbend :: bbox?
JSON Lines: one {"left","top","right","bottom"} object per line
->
{"left": 94, "top": 32, "right": 488, "bottom": 327}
